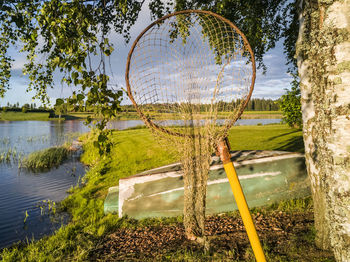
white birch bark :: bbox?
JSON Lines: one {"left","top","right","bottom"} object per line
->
{"left": 297, "top": 0, "right": 350, "bottom": 260}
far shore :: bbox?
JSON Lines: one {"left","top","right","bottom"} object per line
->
{"left": 0, "top": 110, "right": 282, "bottom": 121}
{"left": 0, "top": 112, "right": 58, "bottom": 121}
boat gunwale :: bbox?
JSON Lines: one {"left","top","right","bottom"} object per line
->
{"left": 119, "top": 150, "right": 305, "bottom": 181}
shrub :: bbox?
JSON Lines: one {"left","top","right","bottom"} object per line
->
{"left": 278, "top": 74, "right": 302, "bottom": 128}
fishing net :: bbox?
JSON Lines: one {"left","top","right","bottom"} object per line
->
{"left": 126, "top": 10, "right": 255, "bottom": 243}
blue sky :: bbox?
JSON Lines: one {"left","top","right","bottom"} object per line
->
{"left": 0, "top": 3, "right": 292, "bottom": 107}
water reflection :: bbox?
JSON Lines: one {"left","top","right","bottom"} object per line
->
{"left": 107, "top": 118, "right": 281, "bottom": 130}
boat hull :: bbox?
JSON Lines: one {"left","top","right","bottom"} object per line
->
{"left": 104, "top": 151, "right": 310, "bottom": 219}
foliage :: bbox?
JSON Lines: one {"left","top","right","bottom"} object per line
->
{"left": 150, "top": 0, "right": 290, "bottom": 73}
{"left": 21, "top": 104, "right": 30, "bottom": 113}
{"left": 281, "top": 0, "right": 300, "bottom": 74}
{"left": 278, "top": 74, "right": 302, "bottom": 128}
{"left": 54, "top": 102, "right": 68, "bottom": 119}
{"left": 245, "top": 98, "right": 280, "bottom": 111}
{"left": 1, "top": 0, "right": 139, "bottom": 104}
{"left": 0, "top": 0, "right": 145, "bottom": 154}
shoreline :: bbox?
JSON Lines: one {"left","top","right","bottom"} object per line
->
{"left": 0, "top": 111, "right": 282, "bottom": 121}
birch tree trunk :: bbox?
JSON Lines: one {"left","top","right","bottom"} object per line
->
{"left": 297, "top": 0, "right": 350, "bottom": 260}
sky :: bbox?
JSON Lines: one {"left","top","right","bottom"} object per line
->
{"left": 0, "top": 3, "right": 293, "bottom": 107}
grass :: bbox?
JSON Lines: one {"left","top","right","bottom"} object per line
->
{"left": 21, "top": 145, "right": 71, "bottom": 171}
{"left": 0, "top": 112, "right": 55, "bottom": 121}
{"left": 1, "top": 124, "right": 330, "bottom": 261}
{"left": 227, "top": 125, "right": 304, "bottom": 153}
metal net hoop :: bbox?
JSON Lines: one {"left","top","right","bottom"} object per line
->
{"left": 126, "top": 9, "right": 256, "bottom": 138}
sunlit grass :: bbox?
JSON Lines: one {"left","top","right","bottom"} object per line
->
{"left": 0, "top": 112, "right": 54, "bottom": 121}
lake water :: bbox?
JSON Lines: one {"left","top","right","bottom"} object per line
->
{"left": 0, "top": 121, "right": 89, "bottom": 249}
{"left": 0, "top": 118, "right": 281, "bottom": 249}
{"left": 107, "top": 118, "right": 282, "bottom": 129}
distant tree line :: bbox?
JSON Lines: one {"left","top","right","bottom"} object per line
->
{"left": 1, "top": 98, "right": 280, "bottom": 116}
{"left": 1, "top": 102, "right": 51, "bottom": 113}
{"left": 245, "top": 98, "right": 280, "bottom": 111}
{"left": 1, "top": 102, "right": 46, "bottom": 112}
{"left": 120, "top": 98, "right": 280, "bottom": 113}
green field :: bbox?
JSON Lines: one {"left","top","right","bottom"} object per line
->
{"left": 1, "top": 125, "right": 333, "bottom": 261}
{"left": 0, "top": 112, "right": 55, "bottom": 121}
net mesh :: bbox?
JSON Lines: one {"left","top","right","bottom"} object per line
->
{"left": 128, "top": 11, "right": 254, "bottom": 139}
{"left": 126, "top": 10, "right": 254, "bottom": 243}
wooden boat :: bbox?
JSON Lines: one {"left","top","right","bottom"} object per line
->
{"left": 104, "top": 150, "right": 310, "bottom": 219}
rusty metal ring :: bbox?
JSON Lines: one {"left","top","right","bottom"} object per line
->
{"left": 125, "top": 9, "right": 256, "bottom": 138}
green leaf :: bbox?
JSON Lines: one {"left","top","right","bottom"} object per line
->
{"left": 72, "top": 72, "right": 79, "bottom": 81}
{"left": 55, "top": 98, "right": 64, "bottom": 106}
{"left": 98, "top": 134, "right": 106, "bottom": 143}
{"left": 77, "top": 93, "right": 84, "bottom": 101}
{"left": 93, "top": 141, "right": 99, "bottom": 148}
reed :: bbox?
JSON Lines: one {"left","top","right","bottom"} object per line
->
{"left": 0, "top": 147, "right": 23, "bottom": 164}
{"left": 0, "top": 137, "right": 10, "bottom": 145}
{"left": 21, "top": 145, "right": 71, "bottom": 171}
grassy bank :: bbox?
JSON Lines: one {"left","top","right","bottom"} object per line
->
{"left": 1, "top": 124, "right": 332, "bottom": 261}
{"left": 0, "top": 112, "right": 56, "bottom": 121}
